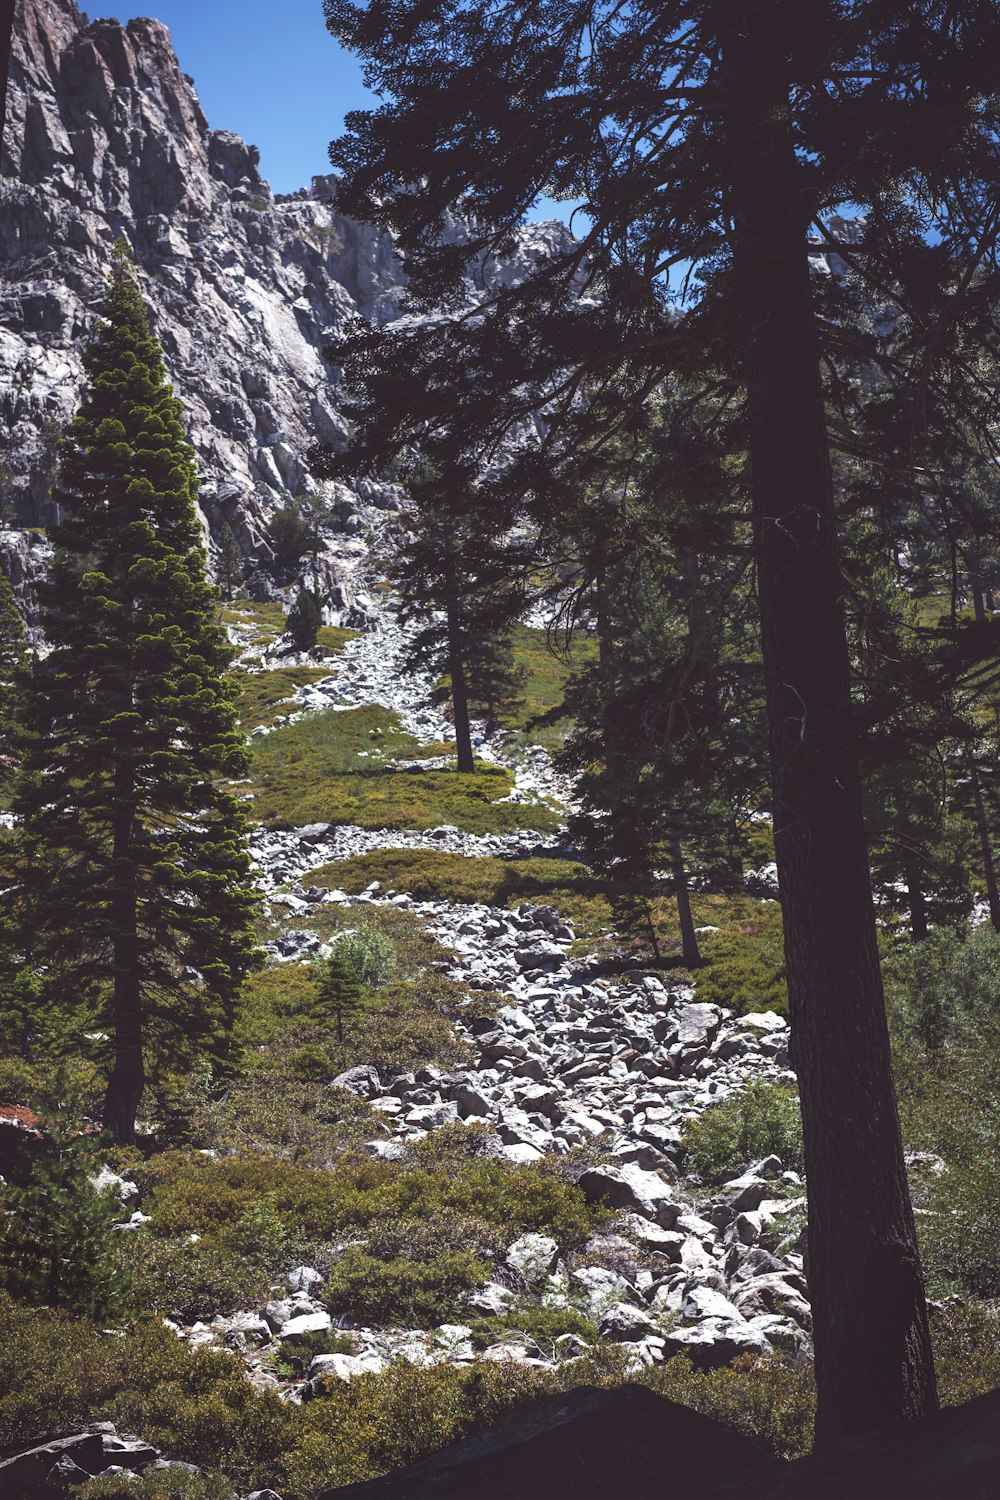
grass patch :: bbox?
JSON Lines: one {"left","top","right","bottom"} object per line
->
{"left": 309, "top": 850, "right": 616, "bottom": 936}
{"left": 503, "top": 625, "right": 596, "bottom": 750}
{"left": 235, "top": 666, "right": 332, "bottom": 731}
{"left": 219, "top": 600, "right": 287, "bottom": 647}
{"left": 246, "top": 706, "right": 561, "bottom": 834}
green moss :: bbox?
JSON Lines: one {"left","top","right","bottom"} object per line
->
{"left": 219, "top": 600, "right": 287, "bottom": 647}
{"left": 246, "top": 706, "right": 561, "bottom": 834}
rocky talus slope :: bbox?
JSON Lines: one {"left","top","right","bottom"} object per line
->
{"left": 92, "top": 595, "right": 811, "bottom": 1421}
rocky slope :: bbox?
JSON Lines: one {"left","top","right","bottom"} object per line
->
{"left": 0, "top": 0, "right": 570, "bottom": 610}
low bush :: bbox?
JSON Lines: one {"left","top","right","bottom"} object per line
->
{"left": 466, "top": 1305, "right": 599, "bottom": 1353}
{"left": 324, "top": 1246, "right": 491, "bottom": 1326}
{"left": 121, "top": 1236, "right": 271, "bottom": 1323}
{"left": 80, "top": 1470, "right": 235, "bottom": 1500}
{"left": 332, "top": 924, "right": 396, "bottom": 989}
{"left": 234, "top": 666, "right": 330, "bottom": 731}
{"left": 681, "top": 1081, "right": 803, "bottom": 1181}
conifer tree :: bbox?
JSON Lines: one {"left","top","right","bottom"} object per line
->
{"left": 265, "top": 498, "right": 318, "bottom": 575}
{"left": 393, "top": 465, "right": 525, "bottom": 771}
{"left": 12, "top": 242, "right": 260, "bottom": 1145}
{"left": 287, "top": 585, "right": 323, "bottom": 653}
{"left": 316, "top": 946, "right": 365, "bottom": 1044}
{"left": 0, "top": 569, "right": 26, "bottom": 795}
{"left": 320, "top": 0, "right": 1000, "bottom": 1441}
{"left": 216, "top": 520, "right": 244, "bottom": 601}
{"left": 0, "top": 1091, "right": 128, "bottom": 1321}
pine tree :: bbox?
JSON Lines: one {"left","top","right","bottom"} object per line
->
{"left": 287, "top": 585, "right": 323, "bottom": 653}
{"left": 393, "top": 465, "right": 525, "bottom": 772}
{"left": 319, "top": 0, "right": 1000, "bottom": 1440}
{"left": 316, "top": 946, "right": 366, "bottom": 1044}
{"left": 0, "top": 1091, "right": 128, "bottom": 1321}
{"left": 12, "top": 242, "right": 260, "bottom": 1146}
{"left": 265, "top": 498, "right": 318, "bottom": 575}
{"left": 216, "top": 519, "right": 244, "bottom": 601}
{"left": 0, "top": 569, "right": 26, "bottom": 795}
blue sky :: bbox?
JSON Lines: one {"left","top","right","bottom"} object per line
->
{"left": 93, "top": 0, "right": 574, "bottom": 223}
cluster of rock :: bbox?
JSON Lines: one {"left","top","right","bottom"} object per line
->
{"left": 0, "top": 1424, "right": 277, "bottom": 1499}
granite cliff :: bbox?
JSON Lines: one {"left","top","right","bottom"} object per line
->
{"left": 0, "top": 0, "right": 569, "bottom": 611}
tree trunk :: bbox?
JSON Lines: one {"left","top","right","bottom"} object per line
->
{"left": 971, "top": 763, "right": 1000, "bottom": 931}
{"left": 904, "top": 855, "right": 929, "bottom": 943}
{"left": 671, "top": 838, "right": 701, "bottom": 967}
{"left": 446, "top": 589, "right": 475, "bottom": 774}
{"left": 968, "top": 540, "right": 987, "bottom": 623}
{"left": 0, "top": 0, "right": 14, "bottom": 173}
{"left": 102, "top": 773, "right": 144, "bottom": 1146}
{"left": 721, "top": 3, "right": 937, "bottom": 1448}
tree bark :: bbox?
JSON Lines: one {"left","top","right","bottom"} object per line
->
{"left": 904, "top": 854, "right": 929, "bottom": 943}
{"left": 0, "top": 0, "right": 14, "bottom": 175}
{"left": 445, "top": 583, "right": 475, "bottom": 774}
{"left": 102, "top": 769, "right": 144, "bottom": 1146}
{"left": 971, "top": 763, "right": 1000, "bottom": 931}
{"left": 671, "top": 838, "right": 701, "bottom": 967}
{"left": 720, "top": 3, "right": 937, "bottom": 1448}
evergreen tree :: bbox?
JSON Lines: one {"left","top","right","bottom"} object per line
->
{"left": 287, "top": 585, "right": 323, "bottom": 653}
{"left": 12, "top": 242, "right": 260, "bottom": 1145}
{"left": 216, "top": 519, "right": 244, "bottom": 601}
{"left": 316, "top": 946, "right": 366, "bottom": 1044}
{"left": 0, "top": 1091, "right": 128, "bottom": 1321}
{"left": 0, "top": 569, "right": 26, "bottom": 794}
{"left": 319, "top": 0, "right": 1000, "bottom": 1439}
{"left": 265, "top": 498, "right": 318, "bottom": 574}
{"left": 393, "top": 464, "right": 525, "bottom": 772}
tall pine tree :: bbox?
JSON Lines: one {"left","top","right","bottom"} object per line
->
{"left": 13, "top": 242, "right": 259, "bottom": 1145}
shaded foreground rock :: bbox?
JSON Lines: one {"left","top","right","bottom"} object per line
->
{"left": 320, "top": 1383, "right": 1000, "bottom": 1500}
{"left": 707, "top": 1383, "right": 1000, "bottom": 1500}
{"left": 318, "top": 1385, "right": 778, "bottom": 1499}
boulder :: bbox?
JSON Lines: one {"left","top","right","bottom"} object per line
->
{"left": 316, "top": 1385, "right": 777, "bottom": 1498}
{"left": 578, "top": 1164, "right": 681, "bottom": 1227}
{"left": 330, "top": 1065, "right": 383, "bottom": 1098}
{"left": 505, "top": 1233, "right": 560, "bottom": 1283}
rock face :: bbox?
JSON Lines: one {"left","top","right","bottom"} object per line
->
{"left": 0, "top": 0, "right": 571, "bottom": 566}
{"left": 318, "top": 1385, "right": 779, "bottom": 1499}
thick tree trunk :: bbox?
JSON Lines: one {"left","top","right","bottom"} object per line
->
{"left": 102, "top": 779, "right": 144, "bottom": 1146}
{"left": 0, "top": 0, "right": 14, "bottom": 173}
{"left": 721, "top": 4, "right": 937, "bottom": 1448}
{"left": 971, "top": 763, "right": 1000, "bottom": 931}
{"left": 671, "top": 838, "right": 701, "bottom": 967}
{"left": 445, "top": 590, "right": 475, "bottom": 774}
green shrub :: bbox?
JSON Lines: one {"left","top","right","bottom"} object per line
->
{"left": 80, "top": 1470, "right": 236, "bottom": 1500}
{"left": 467, "top": 1305, "right": 599, "bottom": 1353}
{"left": 681, "top": 1082, "right": 803, "bottom": 1181}
{"left": 333, "top": 925, "right": 396, "bottom": 989}
{"left": 639, "top": 1352, "right": 814, "bottom": 1461}
{"left": 692, "top": 917, "right": 788, "bottom": 1016}
{"left": 288, "top": 1358, "right": 554, "bottom": 1494}
{"left": 931, "top": 1301, "right": 1000, "bottom": 1407}
{"left": 0, "top": 1296, "right": 295, "bottom": 1488}
{"left": 883, "top": 925, "right": 1000, "bottom": 1053}
{"left": 140, "top": 1146, "right": 602, "bottom": 1257}
{"left": 324, "top": 1246, "right": 491, "bottom": 1326}
{"left": 121, "top": 1236, "right": 271, "bottom": 1322}
{"left": 289, "top": 1043, "right": 334, "bottom": 1081}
